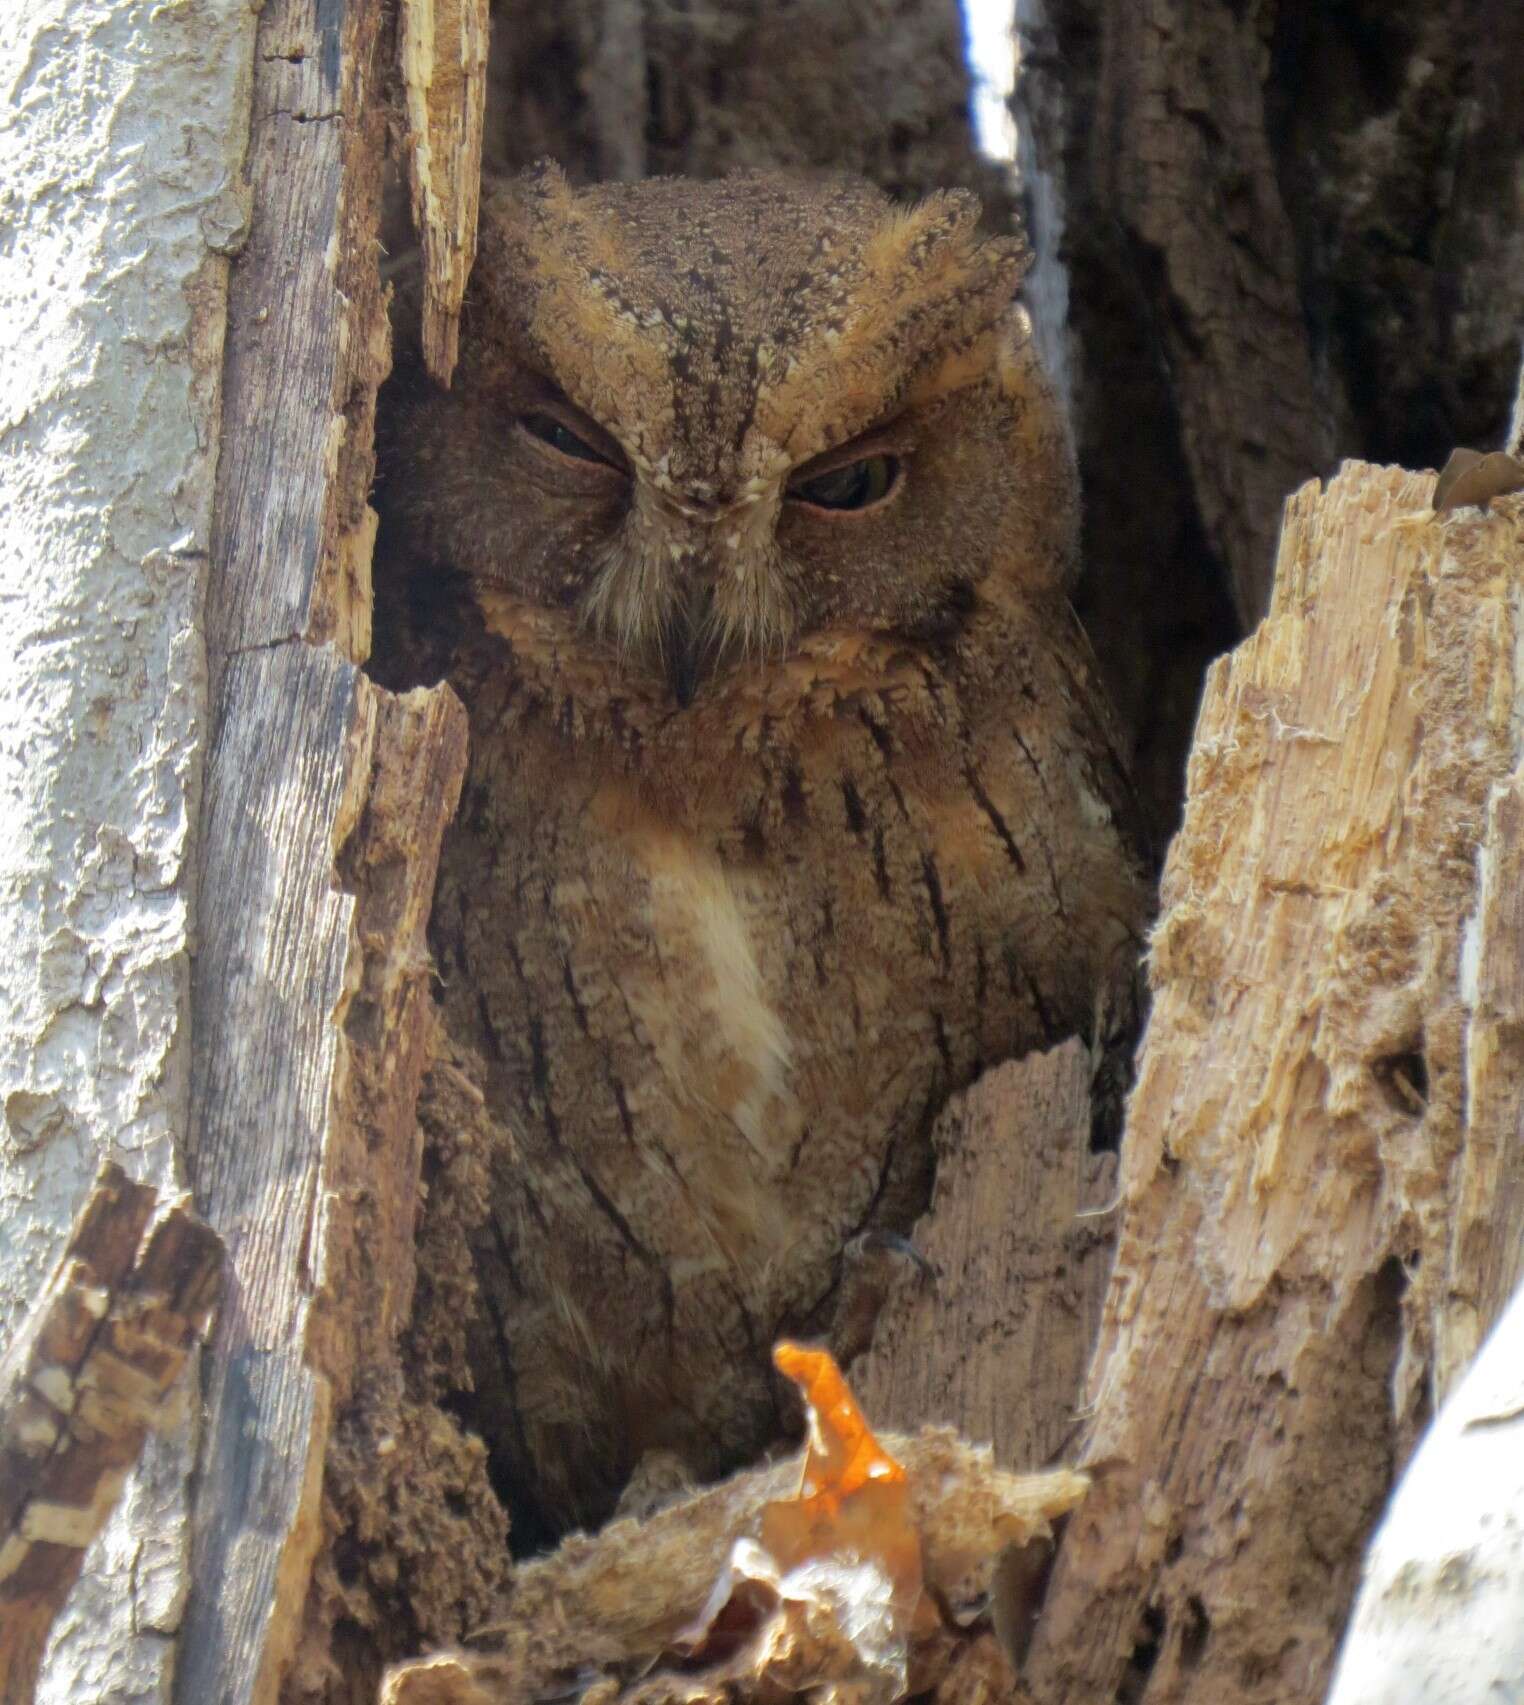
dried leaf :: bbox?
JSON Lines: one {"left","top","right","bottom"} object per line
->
{"left": 763, "top": 1342, "right": 923, "bottom": 1618}
{"left": 666, "top": 1343, "right": 930, "bottom": 1700}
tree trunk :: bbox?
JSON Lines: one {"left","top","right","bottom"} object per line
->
{"left": 1024, "top": 0, "right": 1524, "bottom": 826}
{"left": 0, "top": 2, "right": 253, "bottom": 1698}
{"left": 5, "top": 3, "right": 1523, "bottom": 1703}
{"left": 483, "top": 0, "right": 1009, "bottom": 208}
{"left": 1024, "top": 464, "right": 1524, "bottom": 1703}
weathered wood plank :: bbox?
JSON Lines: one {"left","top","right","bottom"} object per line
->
{"left": 1022, "top": 470, "right": 1524, "bottom": 1704}
{"left": 184, "top": 651, "right": 469, "bottom": 1705}
{"left": 291, "top": 686, "right": 470, "bottom": 1703}
{"left": 852, "top": 1039, "right": 1116, "bottom": 1472}
{"left": 206, "top": 0, "right": 390, "bottom": 665}
{"left": 181, "top": 0, "right": 474, "bottom": 1698}
{"left": 182, "top": 646, "right": 374, "bottom": 1705}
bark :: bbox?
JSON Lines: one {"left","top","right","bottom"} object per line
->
{"left": 1027, "top": 0, "right": 1524, "bottom": 823}
{"left": 0, "top": 1167, "right": 221, "bottom": 1705}
{"left": 0, "top": 1, "right": 253, "bottom": 1697}
{"left": 483, "top": 0, "right": 1011, "bottom": 215}
{"left": 1326, "top": 1272, "right": 1524, "bottom": 1704}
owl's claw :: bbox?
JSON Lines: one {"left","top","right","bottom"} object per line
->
{"left": 843, "top": 1228, "right": 937, "bottom": 1288}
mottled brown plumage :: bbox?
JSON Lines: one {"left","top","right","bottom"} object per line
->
{"left": 379, "top": 164, "right": 1149, "bottom": 1538}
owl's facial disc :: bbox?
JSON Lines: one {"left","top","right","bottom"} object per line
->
{"left": 561, "top": 410, "right": 922, "bottom": 705}
{"left": 579, "top": 469, "right": 796, "bottom": 706}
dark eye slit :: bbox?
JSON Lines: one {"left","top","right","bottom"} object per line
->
{"left": 787, "top": 454, "right": 900, "bottom": 512}
{"left": 521, "top": 411, "right": 611, "bottom": 465}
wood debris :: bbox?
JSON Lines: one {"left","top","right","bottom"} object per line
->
{"left": 397, "top": 0, "right": 490, "bottom": 384}
{"left": 0, "top": 1163, "right": 222, "bottom": 1704}
{"left": 382, "top": 1345, "right": 1084, "bottom": 1704}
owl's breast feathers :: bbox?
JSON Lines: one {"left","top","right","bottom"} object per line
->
{"left": 437, "top": 593, "right": 1145, "bottom": 1481}
{"left": 458, "top": 584, "right": 1147, "bottom": 1104}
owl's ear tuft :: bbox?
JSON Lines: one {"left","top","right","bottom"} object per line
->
{"left": 864, "top": 188, "right": 1030, "bottom": 308}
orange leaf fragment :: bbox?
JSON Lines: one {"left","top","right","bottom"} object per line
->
{"left": 773, "top": 1339, "right": 907, "bottom": 1506}
{"left": 764, "top": 1340, "right": 924, "bottom": 1618}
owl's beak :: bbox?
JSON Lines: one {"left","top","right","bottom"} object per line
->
{"left": 668, "top": 630, "right": 701, "bottom": 707}
{"left": 666, "top": 584, "right": 715, "bottom": 707}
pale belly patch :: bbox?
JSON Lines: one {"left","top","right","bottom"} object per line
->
{"left": 596, "top": 783, "right": 805, "bottom": 1271}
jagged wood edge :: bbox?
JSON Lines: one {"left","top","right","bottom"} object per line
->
{"left": 0, "top": 1163, "right": 222, "bottom": 1705}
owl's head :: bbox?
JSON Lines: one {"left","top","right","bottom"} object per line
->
{"left": 388, "top": 163, "right": 1077, "bottom": 704}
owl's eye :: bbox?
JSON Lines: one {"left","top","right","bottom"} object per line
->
{"left": 520, "top": 411, "right": 613, "bottom": 466}
{"left": 788, "top": 455, "right": 900, "bottom": 512}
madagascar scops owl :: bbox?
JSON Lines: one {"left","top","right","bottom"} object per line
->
{"left": 379, "top": 163, "right": 1149, "bottom": 1537}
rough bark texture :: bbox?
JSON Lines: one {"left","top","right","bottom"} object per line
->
{"left": 0, "top": 1, "right": 256, "bottom": 1698}
{"left": 1026, "top": 0, "right": 1524, "bottom": 821}
{"left": 1020, "top": 469, "right": 1524, "bottom": 1704}
{"left": 0, "top": 1167, "right": 221, "bottom": 1705}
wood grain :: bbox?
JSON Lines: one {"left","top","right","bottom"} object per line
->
{"left": 182, "top": 1, "right": 470, "bottom": 1700}
{"left": 852, "top": 1039, "right": 1116, "bottom": 1473}
{"left": 183, "top": 646, "right": 373, "bottom": 1705}
{"left": 398, "top": 0, "right": 490, "bottom": 383}
{"left": 206, "top": 0, "right": 390, "bottom": 668}
{"left": 1022, "top": 470, "right": 1524, "bottom": 1703}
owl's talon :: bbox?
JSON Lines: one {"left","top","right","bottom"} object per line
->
{"left": 844, "top": 1228, "right": 938, "bottom": 1290}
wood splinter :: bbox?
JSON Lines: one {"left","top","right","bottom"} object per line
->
{"left": 397, "top": 0, "right": 491, "bottom": 384}
{"left": 0, "top": 1162, "right": 223, "bottom": 1705}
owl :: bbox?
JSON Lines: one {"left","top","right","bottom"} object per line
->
{"left": 378, "top": 163, "right": 1150, "bottom": 1542}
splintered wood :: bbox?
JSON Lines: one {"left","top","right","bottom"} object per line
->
{"left": 1019, "top": 468, "right": 1524, "bottom": 1703}
{"left": 182, "top": 2, "right": 470, "bottom": 1701}
{"left": 0, "top": 1165, "right": 221, "bottom": 1705}
{"left": 398, "top": 0, "right": 490, "bottom": 383}
{"left": 852, "top": 1039, "right": 1115, "bottom": 1473}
